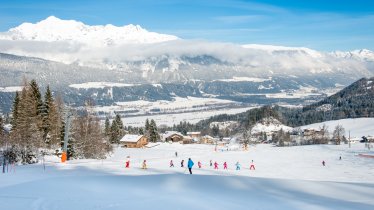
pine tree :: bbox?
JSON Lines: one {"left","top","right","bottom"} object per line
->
{"left": 10, "top": 91, "right": 20, "bottom": 129}
{"left": 110, "top": 120, "right": 119, "bottom": 144}
{"left": 139, "top": 127, "right": 144, "bottom": 135}
{"left": 10, "top": 84, "right": 43, "bottom": 163}
{"left": 0, "top": 115, "right": 4, "bottom": 145}
{"left": 104, "top": 117, "right": 111, "bottom": 136}
{"left": 149, "top": 119, "right": 159, "bottom": 142}
{"left": 145, "top": 118, "right": 150, "bottom": 137}
{"left": 115, "top": 114, "right": 124, "bottom": 137}
{"left": 43, "top": 86, "right": 62, "bottom": 148}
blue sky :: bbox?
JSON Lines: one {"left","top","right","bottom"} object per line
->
{"left": 0, "top": 0, "right": 373, "bottom": 51}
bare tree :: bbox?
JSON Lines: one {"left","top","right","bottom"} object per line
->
{"left": 333, "top": 124, "right": 345, "bottom": 145}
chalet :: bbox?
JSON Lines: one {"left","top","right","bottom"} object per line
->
{"left": 187, "top": 132, "right": 201, "bottom": 140}
{"left": 200, "top": 135, "right": 215, "bottom": 144}
{"left": 182, "top": 135, "right": 193, "bottom": 144}
{"left": 120, "top": 134, "right": 148, "bottom": 148}
{"left": 163, "top": 131, "right": 184, "bottom": 142}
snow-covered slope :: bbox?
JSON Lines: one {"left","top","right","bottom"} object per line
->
{"left": 300, "top": 118, "right": 374, "bottom": 138}
{"left": 0, "top": 16, "right": 178, "bottom": 46}
{"left": 252, "top": 117, "right": 293, "bottom": 134}
{"left": 1, "top": 143, "right": 373, "bottom": 210}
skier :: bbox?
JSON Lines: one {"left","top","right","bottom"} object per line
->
{"left": 210, "top": 160, "right": 213, "bottom": 167}
{"left": 198, "top": 161, "right": 202, "bottom": 168}
{"left": 235, "top": 161, "right": 241, "bottom": 170}
{"left": 188, "top": 158, "right": 194, "bottom": 174}
{"left": 175, "top": 151, "right": 178, "bottom": 157}
{"left": 223, "top": 162, "right": 228, "bottom": 170}
{"left": 214, "top": 161, "right": 219, "bottom": 170}
{"left": 142, "top": 160, "right": 147, "bottom": 169}
{"left": 170, "top": 160, "right": 174, "bottom": 167}
{"left": 339, "top": 156, "right": 342, "bottom": 160}
{"left": 250, "top": 160, "right": 255, "bottom": 170}
{"left": 322, "top": 160, "right": 325, "bottom": 166}
{"left": 125, "top": 156, "right": 130, "bottom": 168}
{"left": 181, "top": 159, "right": 184, "bottom": 167}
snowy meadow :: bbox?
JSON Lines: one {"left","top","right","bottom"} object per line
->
{"left": 1, "top": 143, "right": 373, "bottom": 210}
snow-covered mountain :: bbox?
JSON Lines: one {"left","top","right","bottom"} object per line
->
{"left": 1, "top": 16, "right": 374, "bottom": 113}
{"left": 0, "top": 16, "right": 178, "bottom": 46}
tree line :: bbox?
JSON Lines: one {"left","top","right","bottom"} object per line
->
{"left": 0, "top": 79, "right": 112, "bottom": 164}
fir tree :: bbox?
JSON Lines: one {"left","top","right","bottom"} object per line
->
{"left": 114, "top": 114, "right": 124, "bottom": 137}
{"left": 149, "top": 119, "right": 159, "bottom": 142}
{"left": 139, "top": 127, "right": 144, "bottom": 135}
{"left": 110, "top": 120, "right": 119, "bottom": 144}
{"left": 104, "top": 117, "right": 111, "bottom": 136}
{"left": 43, "top": 86, "right": 62, "bottom": 147}
{"left": 10, "top": 91, "right": 20, "bottom": 129}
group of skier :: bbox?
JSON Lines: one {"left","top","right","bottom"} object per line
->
{"left": 128, "top": 157, "right": 256, "bottom": 174}
{"left": 170, "top": 158, "right": 246, "bottom": 174}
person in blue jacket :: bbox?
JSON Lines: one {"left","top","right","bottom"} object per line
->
{"left": 187, "top": 158, "right": 194, "bottom": 174}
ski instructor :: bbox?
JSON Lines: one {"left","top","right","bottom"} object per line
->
{"left": 188, "top": 158, "right": 194, "bottom": 174}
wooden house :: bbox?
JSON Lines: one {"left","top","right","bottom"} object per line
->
{"left": 200, "top": 135, "right": 215, "bottom": 144}
{"left": 120, "top": 134, "right": 148, "bottom": 148}
{"left": 163, "top": 131, "right": 184, "bottom": 142}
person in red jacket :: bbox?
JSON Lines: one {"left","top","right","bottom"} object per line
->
{"left": 250, "top": 160, "right": 255, "bottom": 170}
{"left": 125, "top": 156, "right": 130, "bottom": 168}
{"left": 214, "top": 161, "right": 219, "bottom": 170}
{"left": 223, "top": 162, "right": 228, "bottom": 170}
{"left": 198, "top": 161, "right": 202, "bottom": 168}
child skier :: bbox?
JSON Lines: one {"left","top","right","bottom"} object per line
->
{"left": 181, "top": 159, "right": 184, "bottom": 167}
{"left": 170, "top": 160, "right": 174, "bottom": 167}
{"left": 250, "top": 160, "right": 255, "bottom": 170}
{"left": 142, "top": 160, "right": 147, "bottom": 169}
{"left": 198, "top": 161, "right": 202, "bottom": 168}
{"left": 210, "top": 160, "right": 213, "bottom": 167}
{"left": 125, "top": 156, "right": 130, "bottom": 168}
{"left": 223, "top": 162, "right": 228, "bottom": 170}
{"left": 214, "top": 161, "right": 219, "bottom": 170}
{"left": 235, "top": 161, "right": 241, "bottom": 170}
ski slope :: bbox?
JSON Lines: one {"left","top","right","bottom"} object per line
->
{"left": 300, "top": 118, "right": 374, "bottom": 138}
{"left": 1, "top": 143, "right": 373, "bottom": 210}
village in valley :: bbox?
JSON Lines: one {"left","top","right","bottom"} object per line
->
{"left": 118, "top": 117, "right": 374, "bottom": 150}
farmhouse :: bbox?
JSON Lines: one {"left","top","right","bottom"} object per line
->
{"left": 120, "top": 134, "right": 148, "bottom": 148}
{"left": 200, "top": 135, "right": 215, "bottom": 144}
{"left": 163, "top": 131, "right": 184, "bottom": 142}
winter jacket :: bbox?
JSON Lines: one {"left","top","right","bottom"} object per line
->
{"left": 188, "top": 159, "right": 194, "bottom": 168}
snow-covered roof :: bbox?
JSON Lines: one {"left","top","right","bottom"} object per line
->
{"left": 202, "top": 135, "right": 214, "bottom": 139}
{"left": 120, "top": 134, "right": 144, "bottom": 143}
{"left": 187, "top": 132, "right": 201, "bottom": 135}
{"left": 163, "top": 131, "right": 183, "bottom": 139}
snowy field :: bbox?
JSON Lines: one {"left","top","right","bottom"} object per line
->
{"left": 1, "top": 143, "right": 373, "bottom": 210}
{"left": 300, "top": 118, "right": 374, "bottom": 138}
{"left": 123, "top": 107, "right": 252, "bottom": 127}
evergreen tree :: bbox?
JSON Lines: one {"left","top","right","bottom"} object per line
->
{"left": 0, "top": 115, "right": 4, "bottom": 144}
{"left": 149, "top": 119, "right": 159, "bottom": 142}
{"left": 44, "top": 86, "right": 62, "bottom": 148}
{"left": 110, "top": 120, "right": 119, "bottom": 144}
{"left": 114, "top": 114, "right": 124, "bottom": 137}
{"left": 104, "top": 117, "right": 111, "bottom": 136}
{"left": 139, "top": 127, "right": 144, "bottom": 135}
{"left": 10, "top": 91, "right": 20, "bottom": 129}
{"left": 145, "top": 118, "right": 150, "bottom": 137}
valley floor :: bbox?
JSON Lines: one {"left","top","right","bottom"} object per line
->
{"left": 1, "top": 143, "right": 373, "bottom": 210}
